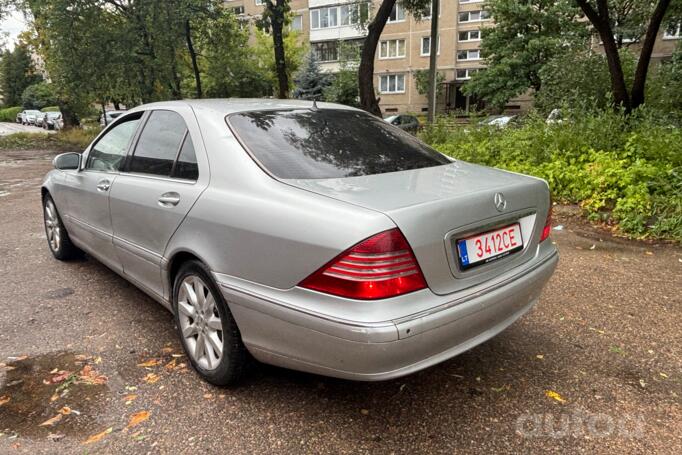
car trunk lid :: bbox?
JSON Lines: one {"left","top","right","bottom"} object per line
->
{"left": 284, "top": 161, "right": 551, "bottom": 295}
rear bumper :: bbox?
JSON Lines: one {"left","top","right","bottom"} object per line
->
{"left": 216, "top": 249, "right": 558, "bottom": 381}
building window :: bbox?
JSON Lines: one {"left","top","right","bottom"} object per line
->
{"left": 380, "top": 39, "right": 406, "bottom": 59}
{"left": 312, "top": 41, "right": 339, "bottom": 62}
{"left": 458, "top": 30, "right": 480, "bottom": 42}
{"left": 379, "top": 74, "right": 405, "bottom": 94}
{"left": 421, "top": 0, "right": 439, "bottom": 19}
{"left": 387, "top": 3, "right": 405, "bottom": 23}
{"left": 459, "top": 0, "right": 484, "bottom": 3}
{"left": 255, "top": 0, "right": 264, "bottom": 5}
{"left": 456, "top": 68, "right": 481, "bottom": 80}
{"left": 231, "top": 5, "right": 245, "bottom": 15}
{"left": 292, "top": 15, "right": 303, "bottom": 31}
{"left": 420, "top": 36, "right": 440, "bottom": 56}
{"left": 311, "top": 4, "right": 366, "bottom": 29}
{"left": 457, "top": 49, "right": 481, "bottom": 61}
{"left": 459, "top": 10, "right": 490, "bottom": 23}
{"left": 664, "top": 22, "right": 682, "bottom": 39}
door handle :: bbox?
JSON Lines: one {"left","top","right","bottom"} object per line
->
{"left": 158, "top": 192, "right": 181, "bottom": 207}
{"left": 96, "top": 179, "right": 111, "bottom": 192}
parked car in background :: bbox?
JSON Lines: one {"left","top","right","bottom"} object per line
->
{"left": 100, "top": 110, "right": 126, "bottom": 127}
{"left": 385, "top": 114, "right": 421, "bottom": 133}
{"left": 43, "top": 112, "right": 63, "bottom": 130}
{"left": 16, "top": 111, "right": 25, "bottom": 123}
{"left": 41, "top": 99, "right": 557, "bottom": 386}
{"left": 480, "top": 115, "right": 519, "bottom": 129}
{"left": 23, "top": 110, "right": 43, "bottom": 126}
{"left": 35, "top": 112, "right": 46, "bottom": 127}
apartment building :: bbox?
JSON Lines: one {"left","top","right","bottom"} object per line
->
{"left": 225, "top": 1, "right": 681, "bottom": 115}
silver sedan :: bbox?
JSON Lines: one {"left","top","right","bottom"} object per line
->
{"left": 41, "top": 100, "right": 558, "bottom": 385}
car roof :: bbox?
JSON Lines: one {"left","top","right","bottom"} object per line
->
{"left": 127, "top": 98, "right": 362, "bottom": 116}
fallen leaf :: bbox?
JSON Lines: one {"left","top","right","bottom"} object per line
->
{"left": 589, "top": 244, "right": 596, "bottom": 250}
{"left": 639, "top": 379, "right": 647, "bottom": 388}
{"left": 7, "top": 355, "right": 27, "bottom": 361}
{"left": 0, "top": 396, "right": 10, "bottom": 406}
{"left": 143, "top": 373, "right": 160, "bottom": 384}
{"left": 94, "top": 356, "right": 102, "bottom": 364}
{"left": 164, "top": 358, "right": 177, "bottom": 371}
{"left": 45, "top": 370, "right": 73, "bottom": 385}
{"left": 78, "top": 365, "right": 108, "bottom": 385}
{"left": 59, "top": 406, "right": 72, "bottom": 415}
{"left": 536, "top": 354, "right": 544, "bottom": 360}
{"left": 545, "top": 390, "right": 567, "bottom": 404}
{"left": 82, "top": 427, "right": 112, "bottom": 445}
{"left": 660, "top": 372, "right": 669, "bottom": 379}
{"left": 125, "top": 385, "right": 138, "bottom": 392}
{"left": 74, "top": 354, "right": 91, "bottom": 361}
{"left": 137, "top": 359, "right": 161, "bottom": 368}
{"left": 645, "top": 251, "right": 653, "bottom": 255}
{"left": 49, "top": 368, "right": 58, "bottom": 374}
{"left": 50, "top": 393, "right": 59, "bottom": 402}
{"left": 203, "top": 393, "right": 213, "bottom": 399}
{"left": 39, "top": 413, "right": 63, "bottom": 427}
{"left": 491, "top": 385, "right": 509, "bottom": 393}
{"left": 171, "top": 354, "right": 184, "bottom": 358}
{"left": 360, "top": 409, "right": 369, "bottom": 415}
{"left": 161, "top": 347, "right": 174, "bottom": 354}
{"left": 124, "top": 394, "right": 137, "bottom": 404}
{"left": 127, "top": 410, "right": 150, "bottom": 428}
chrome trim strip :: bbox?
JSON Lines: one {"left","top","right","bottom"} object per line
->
{"left": 64, "top": 215, "right": 111, "bottom": 241}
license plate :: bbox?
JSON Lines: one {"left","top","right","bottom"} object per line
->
{"left": 457, "top": 223, "right": 523, "bottom": 270}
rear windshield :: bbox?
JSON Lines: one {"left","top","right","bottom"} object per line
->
{"left": 227, "top": 109, "right": 450, "bottom": 179}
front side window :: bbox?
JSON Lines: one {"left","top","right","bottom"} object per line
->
{"left": 86, "top": 114, "right": 141, "bottom": 172}
{"left": 128, "top": 110, "right": 197, "bottom": 180}
{"left": 227, "top": 109, "right": 449, "bottom": 179}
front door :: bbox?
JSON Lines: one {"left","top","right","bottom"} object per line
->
{"left": 109, "top": 108, "right": 207, "bottom": 298}
{"left": 61, "top": 114, "right": 142, "bottom": 272}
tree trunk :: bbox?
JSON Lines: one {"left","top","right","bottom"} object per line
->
{"left": 185, "top": 19, "right": 202, "bottom": 99}
{"left": 271, "top": 0, "right": 289, "bottom": 99}
{"left": 575, "top": 0, "right": 631, "bottom": 111}
{"left": 631, "top": 0, "right": 672, "bottom": 109}
{"left": 101, "top": 103, "right": 108, "bottom": 127}
{"left": 58, "top": 101, "right": 79, "bottom": 128}
{"left": 359, "top": 0, "right": 396, "bottom": 116}
{"left": 427, "top": 0, "right": 440, "bottom": 123}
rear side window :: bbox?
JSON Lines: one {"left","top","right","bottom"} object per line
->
{"left": 227, "top": 109, "right": 449, "bottom": 179}
{"left": 128, "top": 110, "right": 198, "bottom": 180}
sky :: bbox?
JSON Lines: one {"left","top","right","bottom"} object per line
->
{"left": 0, "top": 9, "right": 28, "bottom": 51}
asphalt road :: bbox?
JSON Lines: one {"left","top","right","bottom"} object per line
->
{"left": 0, "top": 148, "right": 680, "bottom": 454}
{"left": 0, "top": 122, "right": 51, "bottom": 136}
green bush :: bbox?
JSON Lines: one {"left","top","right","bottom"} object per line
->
{"left": 420, "top": 109, "right": 682, "bottom": 241}
{"left": 0, "top": 106, "right": 22, "bottom": 122}
{"left": 0, "top": 128, "right": 100, "bottom": 152}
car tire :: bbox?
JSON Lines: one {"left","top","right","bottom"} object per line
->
{"left": 172, "top": 260, "right": 248, "bottom": 386}
{"left": 43, "top": 194, "right": 82, "bottom": 260}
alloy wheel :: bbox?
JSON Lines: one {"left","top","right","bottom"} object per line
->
{"left": 177, "top": 275, "right": 224, "bottom": 371}
{"left": 44, "top": 199, "right": 61, "bottom": 252}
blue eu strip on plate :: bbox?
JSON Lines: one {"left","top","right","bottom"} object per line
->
{"left": 458, "top": 240, "right": 469, "bottom": 266}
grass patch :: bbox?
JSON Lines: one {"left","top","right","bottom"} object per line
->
{"left": 0, "top": 128, "right": 100, "bottom": 152}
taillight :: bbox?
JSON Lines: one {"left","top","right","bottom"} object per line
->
{"left": 540, "top": 204, "right": 553, "bottom": 242}
{"left": 299, "top": 228, "right": 427, "bottom": 300}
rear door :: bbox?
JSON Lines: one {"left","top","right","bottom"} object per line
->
{"left": 109, "top": 107, "right": 208, "bottom": 298}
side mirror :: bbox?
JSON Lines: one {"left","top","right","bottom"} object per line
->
{"left": 53, "top": 152, "right": 81, "bottom": 170}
